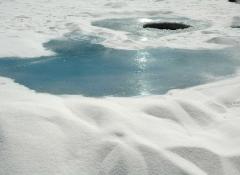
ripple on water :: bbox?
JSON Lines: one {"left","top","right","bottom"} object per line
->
{"left": 0, "top": 34, "right": 239, "bottom": 97}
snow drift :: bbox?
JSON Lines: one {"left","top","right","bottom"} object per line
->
{"left": 1, "top": 76, "right": 240, "bottom": 175}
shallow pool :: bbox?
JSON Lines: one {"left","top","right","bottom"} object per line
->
{"left": 0, "top": 35, "right": 239, "bottom": 97}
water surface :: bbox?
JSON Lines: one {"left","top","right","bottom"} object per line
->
{"left": 0, "top": 36, "right": 239, "bottom": 96}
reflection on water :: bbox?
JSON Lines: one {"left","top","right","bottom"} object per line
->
{"left": 135, "top": 51, "right": 149, "bottom": 71}
{"left": 0, "top": 37, "right": 239, "bottom": 97}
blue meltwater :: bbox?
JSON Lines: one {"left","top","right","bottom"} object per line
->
{"left": 0, "top": 35, "right": 239, "bottom": 97}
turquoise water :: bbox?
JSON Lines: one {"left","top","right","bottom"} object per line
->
{"left": 0, "top": 36, "right": 239, "bottom": 97}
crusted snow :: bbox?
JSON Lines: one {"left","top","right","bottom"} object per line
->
{"left": 0, "top": 0, "right": 240, "bottom": 58}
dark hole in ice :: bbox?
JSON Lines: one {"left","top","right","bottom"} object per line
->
{"left": 231, "top": 25, "right": 240, "bottom": 28}
{"left": 228, "top": 0, "right": 240, "bottom": 3}
{"left": 143, "top": 22, "right": 191, "bottom": 30}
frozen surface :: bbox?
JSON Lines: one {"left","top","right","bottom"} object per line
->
{"left": 1, "top": 76, "right": 240, "bottom": 175}
{"left": 0, "top": 0, "right": 240, "bottom": 58}
{"left": 1, "top": 0, "right": 240, "bottom": 174}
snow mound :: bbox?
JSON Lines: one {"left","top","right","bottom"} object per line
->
{"left": 1, "top": 76, "right": 240, "bottom": 175}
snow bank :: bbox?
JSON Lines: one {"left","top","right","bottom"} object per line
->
{"left": 0, "top": 32, "right": 55, "bottom": 58}
{"left": 1, "top": 76, "right": 240, "bottom": 175}
{"left": 0, "top": 0, "right": 240, "bottom": 58}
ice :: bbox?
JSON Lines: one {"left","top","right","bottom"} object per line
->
{"left": 0, "top": 0, "right": 240, "bottom": 58}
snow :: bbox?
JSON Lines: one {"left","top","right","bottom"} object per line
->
{"left": 1, "top": 76, "right": 240, "bottom": 174}
{"left": 0, "top": 0, "right": 240, "bottom": 58}
{"left": 1, "top": 0, "right": 240, "bottom": 174}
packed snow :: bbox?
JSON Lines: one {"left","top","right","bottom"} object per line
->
{"left": 0, "top": 0, "right": 240, "bottom": 175}
{"left": 1, "top": 76, "right": 240, "bottom": 175}
{"left": 0, "top": 0, "right": 240, "bottom": 58}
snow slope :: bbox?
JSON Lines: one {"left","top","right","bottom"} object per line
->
{"left": 1, "top": 76, "right": 240, "bottom": 175}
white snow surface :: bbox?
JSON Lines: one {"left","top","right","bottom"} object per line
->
{"left": 1, "top": 0, "right": 240, "bottom": 174}
{"left": 1, "top": 76, "right": 240, "bottom": 175}
{"left": 0, "top": 0, "right": 240, "bottom": 58}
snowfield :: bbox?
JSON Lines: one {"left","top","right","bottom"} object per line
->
{"left": 1, "top": 0, "right": 240, "bottom": 174}
{"left": 1, "top": 76, "right": 240, "bottom": 175}
{"left": 0, "top": 0, "right": 240, "bottom": 58}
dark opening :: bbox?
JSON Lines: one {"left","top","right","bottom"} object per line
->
{"left": 143, "top": 22, "right": 191, "bottom": 30}
{"left": 228, "top": 0, "right": 240, "bottom": 3}
{"left": 232, "top": 25, "right": 240, "bottom": 28}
